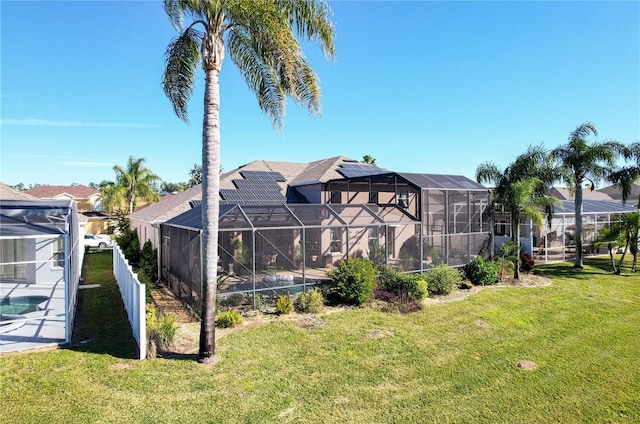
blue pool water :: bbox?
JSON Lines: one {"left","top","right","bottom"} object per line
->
{"left": 0, "top": 295, "right": 49, "bottom": 315}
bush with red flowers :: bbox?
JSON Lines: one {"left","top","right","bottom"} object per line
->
{"left": 520, "top": 254, "right": 535, "bottom": 272}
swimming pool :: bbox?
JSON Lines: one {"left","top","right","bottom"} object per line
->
{"left": 0, "top": 296, "right": 50, "bottom": 335}
{"left": 0, "top": 295, "right": 50, "bottom": 315}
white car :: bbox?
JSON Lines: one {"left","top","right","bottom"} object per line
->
{"left": 83, "top": 234, "right": 113, "bottom": 249}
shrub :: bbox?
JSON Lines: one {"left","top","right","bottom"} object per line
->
{"left": 146, "top": 304, "right": 178, "bottom": 351}
{"left": 139, "top": 240, "right": 158, "bottom": 283}
{"left": 215, "top": 310, "right": 243, "bottom": 328}
{"left": 327, "top": 258, "right": 377, "bottom": 305}
{"left": 425, "top": 264, "right": 462, "bottom": 296}
{"left": 275, "top": 294, "right": 293, "bottom": 315}
{"left": 377, "top": 266, "right": 428, "bottom": 301}
{"left": 294, "top": 288, "right": 324, "bottom": 314}
{"left": 253, "top": 293, "right": 266, "bottom": 311}
{"left": 116, "top": 228, "right": 140, "bottom": 264}
{"left": 520, "top": 254, "right": 535, "bottom": 272}
{"left": 373, "top": 289, "right": 423, "bottom": 314}
{"left": 463, "top": 256, "right": 498, "bottom": 286}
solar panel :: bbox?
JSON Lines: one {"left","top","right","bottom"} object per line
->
{"left": 220, "top": 188, "right": 286, "bottom": 204}
{"left": 233, "top": 179, "right": 281, "bottom": 190}
{"left": 240, "top": 170, "right": 286, "bottom": 182}
{"left": 338, "top": 163, "right": 386, "bottom": 178}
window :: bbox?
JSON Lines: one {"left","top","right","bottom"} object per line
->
{"left": 53, "top": 237, "right": 65, "bottom": 268}
{"left": 329, "top": 191, "right": 342, "bottom": 204}
{"left": 369, "top": 191, "right": 379, "bottom": 204}
{"left": 330, "top": 227, "right": 342, "bottom": 252}
{"left": 0, "top": 238, "right": 27, "bottom": 280}
{"left": 397, "top": 190, "right": 409, "bottom": 209}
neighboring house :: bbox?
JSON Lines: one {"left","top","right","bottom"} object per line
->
{"left": 128, "top": 184, "right": 203, "bottom": 251}
{"left": 598, "top": 181, "right": 640, "bottom": 206}
{"left": 492, "top": 186, "right": 637, "bottom": 262}
{"left": 0, "top": 199, "right": 82, "bottom": 353}
{"left": 159, "top": 156, "right": 491, "bottom": 310}
{"left": 25, "top": 185, "right": 103, "bottom": 212}
{"left": 25, "top": 185, "right": 106, "bottom": 234}
{"left": 547, "top": 186, "right": 614, "bottom": 202}
{"left": 0, "top": 182, "right": 39, "bottom": 200}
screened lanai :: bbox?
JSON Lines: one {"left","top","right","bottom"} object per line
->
{"left": 0, "top": 200, "right": 81, "bottom": 352}
{"left": 497, "top": 199, "right": 638, "bottom": 263}
{"left": 160, "top": 203, "right": 420, "bottom": 311}
{"left": 325, "top": 171, "right": 492, "bottom": 269}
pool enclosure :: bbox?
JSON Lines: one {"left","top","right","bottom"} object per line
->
{"left": 160, "top": 203, "right": 421, "bottom": 311}
{"left": 495, "top": 199, "right": 638, "bottom": 263}
{"left": 0, "top": 200, "right": 82, "bottom": 352}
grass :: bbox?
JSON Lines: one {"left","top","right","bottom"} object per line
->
{"left": 1, "top": 254, "right": 638, "bottom": 423}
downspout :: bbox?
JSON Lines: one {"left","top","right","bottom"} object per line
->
{"left": 64, "top": 232, "right": 70, "bottom": 344}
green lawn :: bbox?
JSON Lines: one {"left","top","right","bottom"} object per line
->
{"left": 1, "top": 254, "right": 638, "bottom": 423}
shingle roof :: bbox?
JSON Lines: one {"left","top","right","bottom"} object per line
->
{"left": 128, "top": 184, "right": 202, "bottom": 223}
{"left": 24, "top": 184, "right": 100, "bottom": 199}
{"left": 290, "top": 156, "right": 361, "bottom": 185}
{"left": 547, "top": 187, "right": 613, "bottom": 201}
{"left": 597, "top": 181, "right": 640, "bottom": 203}
{"left": 0, "top": 182, "right": 39, "bottom": 200}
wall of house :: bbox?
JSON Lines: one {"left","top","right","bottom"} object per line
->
{"left": 130, "top": 219, "right": 160, "bottom": 250}
{"left": 294, "top": 184, "right": 322, "bottom": 204}
{"left": 34, "top": 237, "right": 64, "bottom": 285}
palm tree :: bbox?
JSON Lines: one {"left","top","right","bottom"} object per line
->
{"left": 362, "top": 155, "right": 376, "bottom": 165}
{"left": 551, "top": 123, "right": 626, "bottom": 268}
{"left": 187, "top": 163, "right": 202, "bottom": 188}
{"left": 476, "top": 146, "right": 560, "bottom": 279}
{"left": 616, "top": 211, "right": 640, "bottom": 273}
{"left": 593, "top": 224, "right": 625, "bottom": 273}
{"left": 162, "top": 0, "right": 335, "bottom": 363}
{"left": 608, "top": 141, "right": 640, "bottom": 208}
{"left": 113, "top": 156, "right": 161, "bottom": 214}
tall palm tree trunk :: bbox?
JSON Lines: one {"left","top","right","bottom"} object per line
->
{"left": 198, "top": 64, "right": 222, "bottom": 364}
{"left": 574, "top": 184, "right": 584, "bottom": 268}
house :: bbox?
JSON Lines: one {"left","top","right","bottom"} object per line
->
{"left": 128, "top": 184, "right": 202, "bottom": 251}
{"left": 598, "top": 181, "right": 640, "bottom": 206}
{"left": 158, "top": 156, "right": 491, "bottom": 310}
{"left": 1, "top": 182, "right": 39, "bottom": 200}
{"left": 491, "top": 186, "right": 637, "bottom": 262}
{"left": 0, "top": 199, "right": 82, "bottom": 353}
{"left": 24, "top": 185, "right": 107, "bottom": 234}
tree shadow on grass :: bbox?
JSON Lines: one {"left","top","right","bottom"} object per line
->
{"left": 538, "top": 256, "right": 636, "bottom": 280}
{"left": 67, "top": 252, "right": 139, "bottom": 359}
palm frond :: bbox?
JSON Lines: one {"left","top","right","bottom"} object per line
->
{"left": 163, "top": 27, "right": 202, "bottom": 122}
{"left": 275, "top": 0, "right": 336, "bottom": 59}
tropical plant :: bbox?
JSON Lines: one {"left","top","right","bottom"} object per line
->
{"left": 496, "top": 241, "right": 518, "bottom": 283}
{"left": 187, "top": 163, "right": 202, "bottom": 188}
{"left": 112, "top": 156, "right": 161, "bottom": 214}
{"left": 275, "top": 294, "right": 293, "bottom": 315}
{"left": 594, "top": 224, "right": 625, "bottom": 273}
{"left": 608, "top": 141, "right": 640, "bottom": 208}
{"left": 551, "top": 123, "right": 626, "bottom": 268}
{"left": 362, "top": 155, "right": 376, "bottom": 165}
{"left": 215, "top": 310, "right": 243, "bottom": 328}
{"left": 615, "top": 211, "right": 640, "bottom": 273}
{"left": 476, "top": 146, "right": 561, "bottom": 279}
{"left": 162, "top": 0, "right": 335, "bottom": 363}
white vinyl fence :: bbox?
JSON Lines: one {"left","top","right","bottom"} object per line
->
{"left": 113, "top": 245, "right": 146, "bottom": 359}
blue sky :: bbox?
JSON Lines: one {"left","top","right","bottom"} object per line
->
{"left": 1, "top": 1, "right": 639, "bottom": 188}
